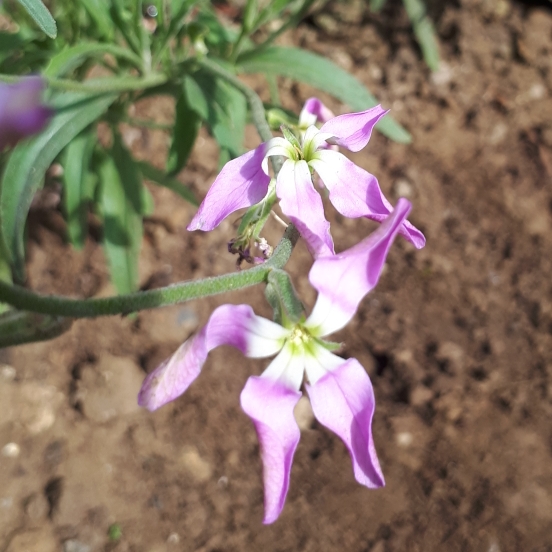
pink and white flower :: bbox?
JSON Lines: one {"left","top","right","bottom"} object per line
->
{"left": 140, "top": 199, "right": 413, "bottom": 523}
{"left": 188, "top": 99, "right": 425, "bottom": 258}
{"left": 0, "top": 76, "right": 52, "bottom": 150}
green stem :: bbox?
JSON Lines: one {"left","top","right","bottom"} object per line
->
{"left": 0, "top": 225, "right": 299, "bottom": 318}
{"left": 0, "top": 73, "right": 168, "bottom": 94}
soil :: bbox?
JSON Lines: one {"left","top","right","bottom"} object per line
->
{"left": 2, "top": 0, "right": 552, "bottom": 550}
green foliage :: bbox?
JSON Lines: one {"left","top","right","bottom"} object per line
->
{"left": 0, "top": 92, "right": 117, "bottom": 282}
{"left": 368, "top": 0, "right": 441, "bottom": 71}
{"left": 0, "top": 0, "right": 418, "bottom": 302}
{"left": 403, "top": 0, "right": 440, "bottom": 72}
{"left": 15, "top": 0, "right": 57, "bottom": 38}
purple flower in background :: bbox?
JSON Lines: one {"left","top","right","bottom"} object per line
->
{"left": 298, "top": 97, "right": 335, "bottom": 128}
{"left": 188, "top": 99, "right": 425, "bottom": 258}
{"left": 0, "top": 76, "right": 52, "bottom": 151}
{"left": 140, "top": 199, "right": 413, "bottom": 523}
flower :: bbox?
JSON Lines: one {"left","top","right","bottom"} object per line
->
{"left": 188, "top": 99, "right": 425, "bottom": 258}
{"left": 139, "top": 199, "right": 413, "bottom": 523}
{"left": 0, "top": 76, "right": 52, "bottom": 151}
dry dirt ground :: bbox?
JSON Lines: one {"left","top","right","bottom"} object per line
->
{"left": 2, "top": 0, "right": 552, "bottom": 550}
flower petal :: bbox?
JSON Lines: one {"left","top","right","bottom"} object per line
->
{"left": 310, "top": 149, "right": 425, "bottom": 249}
{"left": 0, "top": 77, "right": 52, "bottom": 150}
{"left": 299, "top": 97, "right": 335, "bottom": 127}
{"left": 138, "top": 304, "right": 286, "bottom": 411}
{"left": 306, "top": 358, "right": 384, "bottom": 488}
{"left": 187, "top": 144, "right": 270, "bottom": 231}
{"left": 240, "top": 376, "right": 302, "bottom": 524}
{"left": 307, "top": 198, "right": 411, "bottom": 335}
{"left": 319, "top": 106, "right": 388, "bottom": 153}
{"left": 259, "top": 344, "right": 304, "bottom": 391}
{"left": 277, "top": 159, "right": 335, "bottom": 258}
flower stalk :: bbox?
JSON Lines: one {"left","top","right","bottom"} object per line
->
{"left": 0, "top": 225, "right": 299, "bottom": 321}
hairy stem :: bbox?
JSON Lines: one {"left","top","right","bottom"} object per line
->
{"left": 0, "top": 225, "right": 299, "bottom": 318}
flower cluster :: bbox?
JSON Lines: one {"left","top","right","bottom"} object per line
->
{"left": 138, "top": 98, "right": 426, "bottom": 523}
{"left": 188, "top": 98, "right": 425, "bottom": 257}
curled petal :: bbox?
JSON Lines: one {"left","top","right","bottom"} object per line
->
{"left": 0, "top": 77, "right": 52, "bottom": 150}
{"left": 311, "top": 149, "right": 425, "bottom": 250}
{"left": 299, "top": 97, "right": 335, "bottom": 127}
{"left": 138, "top": 304, "right": 286, "bottom": 411}
{"left": 240, "top": 376, "right": 302, "bottom": 524}
{"left": 277, "top": 159, "right": 334, "bottom": 258}
{"left": 307, "top": 198, "right": 411, "bottom": 335}
{"left": 319, "top": 105, "right": 388, "bottom": 153}
{"left": 306, "top": 358, "right": 384, "bottom": 488}
{"left": 187, "top": 144, "right": 270, "bottom": 231}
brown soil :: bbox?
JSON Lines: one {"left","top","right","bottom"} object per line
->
{"left": 2, "top": 1, "right": 552, "bottom": 550}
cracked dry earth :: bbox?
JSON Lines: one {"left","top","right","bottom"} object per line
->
{"left": 2, "top": 0, "right": 552, "bottom": 550}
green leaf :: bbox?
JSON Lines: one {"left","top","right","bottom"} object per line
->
{"left": 369, "top": 0, "right": 387, "bottom": 12}
{"left": 79, "top": 0, "right": 114, "bottom": 39}
{"left": 403, "top": 0, "right": 440, "bottom": 72}
{"left": 237, "top": 46, "right": 411, "bottom": 144}
{"left": 61, "top": 129, "right": 96, "bottom": 249}
{"left": 15, "top": 0, "right": 57, "bottom": 38}
{"left": 192, "top": 70, "right": 247, "bottom": 158}
{"left": 137, "top": 161, "right": 198, "bottom": 206}
{"left": 0, "top": 92, "right": 117, "bottom": 282}
{"left": 97, "top": 141, "right": 143, "bottom": 295}
{"left": 167, "top": 83, "right": 202, "bottom": 175}
{"left": 45, "top": 43, "right": 143, "bottom": 78}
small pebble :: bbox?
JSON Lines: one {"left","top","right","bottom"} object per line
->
{"left": 394, "top": 178, "right": 413, "bottom": 199}
{"left": 167, "top": 533, "right": 180, "bottom": 544}
{"left": 0, "top": 365, "right": 16, "bottom": 381}
{"left": 2, "top": 443, "right": 20, "bottom": 458}
{"left": 396, "top": 432, "right": 413, "bottom": 447}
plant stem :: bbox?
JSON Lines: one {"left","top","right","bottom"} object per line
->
{"left": 0, "top": 73, "right": 167, "bottom": 94}
{"left": 0, "top": 225, "right": 299, "bottom": 318}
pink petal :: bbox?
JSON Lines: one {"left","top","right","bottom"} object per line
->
{"left": 187, "top": 144, "right": 270, "bottom": 231}
{"left": 306, "top": 358, "right": 384, "bottom": 488}
{"left": 138, "top": 304, "right": 284, "bottom": 411}
{"left": 311, "top": 150, "right": 426, "bottom": 250}
{"left": 0, "top": 77, "right": 52, "bottom": 150}
{"left": 299, "top": 97, "right": 335, "bottom": 127}
{"left": 319, "top": 106, "right": 388, "bottom": 153}
{"left": 307, "top": 198, "right": 411, "bottom": 335}
{"left": 277, "top": 159, "right": 335, "bottom": 258}
{"left": 240, "top": 376, "right": 302, "bottom": 524}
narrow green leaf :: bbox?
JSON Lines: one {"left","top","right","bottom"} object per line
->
{"left": 15, "top": 0, "right": 57, "bottom": 38}
{"left": 183, "top": 76, "right": 209, "bottom": 119}
{"left": 112, "top": 134, "right": 148, "bottom": 216}
{"left": 98, "top": 144, "right": 142, "bottom": 295}
{"left": 45, "top": 43, "right": 143, "bottom": 78}
{"left": 167, "top": 85, "right": 202, "bottom": 175}
{"left": 0, "top": 240, "right": 12, "bottom": 314}
{"left": 61, "top": 129, "right": 96, "bottom": 249}
{"left": 137, "top": 161, "right": 198, "bottom": 206}
{"left": 192, "top": 70, "right": 247, "bottom": 158}
{"left": 403, "top": 0, "right": 440, "bottom": 72}
{"left": 80, "top": 0, "right": 114, "bottom": 39}
{"left": 0, "top": 92, "right": 117, "bottom": 282}
{"left": 237, "top": 46, "right": 412, "bottom": 144}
